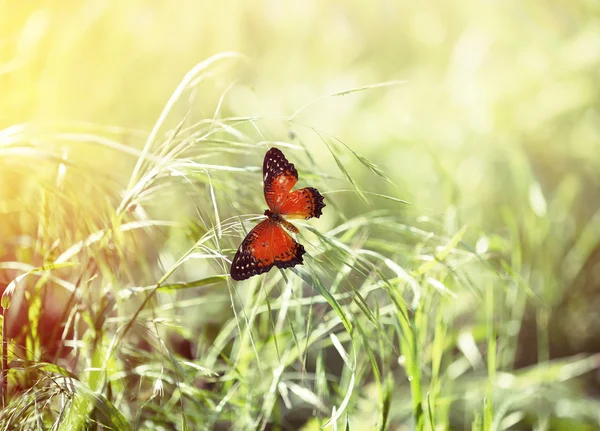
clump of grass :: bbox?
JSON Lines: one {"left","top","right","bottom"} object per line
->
{"left": 1, "top": 53, "right": 600, "bottom": 431}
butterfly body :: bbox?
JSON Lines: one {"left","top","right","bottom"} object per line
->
{"left": 230, "top": 148, "right": 325, "bottom": 281}
{"left": 264, "top": 209, "right": 299, "bottom": 233}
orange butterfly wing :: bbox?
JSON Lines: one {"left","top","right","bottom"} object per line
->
{"left": 263, "top": 147, "right": 298, "bottom": 211}
{"left": 263, "top": 147, "right": 325, "bottom": 219}
{"left": 278, "top": 187, "right": 325, "bottom": 220}
{"left": 230, "top": 219, "right": 305, "bottom": 281}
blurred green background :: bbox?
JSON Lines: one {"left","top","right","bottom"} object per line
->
{"left": 3, "top": 1, "right": 600, "bottom": 429}
{"left": 5, "top": 0, "right": 600, "bottom": 213}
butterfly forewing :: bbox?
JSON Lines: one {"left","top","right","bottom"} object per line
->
{"left": 230, "top": 219, "right": 305, "bottom": 281}
{"left": 278, "top": 187, "right": 325, "bottom": 219}
{"left": 263, "top": 147, "right": 298, "bottom": 211}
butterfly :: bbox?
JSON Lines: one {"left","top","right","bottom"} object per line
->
{"left": 230, "top": 147, "right": 326, "bottom": 281}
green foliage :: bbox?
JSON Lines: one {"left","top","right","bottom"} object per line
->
{"left": 2, "top": 1, "right": 600, "bottom": 430}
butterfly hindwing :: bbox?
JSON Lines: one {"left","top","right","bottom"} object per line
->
{"left": 230, "top": 218, "right": 305, "bottom": 281}
{"left": 278, "top": 187, "right": 326, "bottom": 220}
{"left": 270, "top": 220, "right": 305, "bottom": 269}
{"left": 263, "top": 147, "right": 298, "bottom": 211}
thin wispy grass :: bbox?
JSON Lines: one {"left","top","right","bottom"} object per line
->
{"left": 1, "top": 51, "right": 600, "bottom": 431}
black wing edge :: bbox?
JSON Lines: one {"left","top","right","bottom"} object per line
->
{"left": 274, "top": 242, "right": 305, "bottom": 269}
{"left": 230, "top": 241, "right": 305, "bottom": 280}
{"left": 305, "top": 187, "right": 325, "bottom": 219}
{"left": 263, "top": 147, "right": 298, "bottom": 181}
{"left": 230, "top": 246, "right": 274, "bottom": 281}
